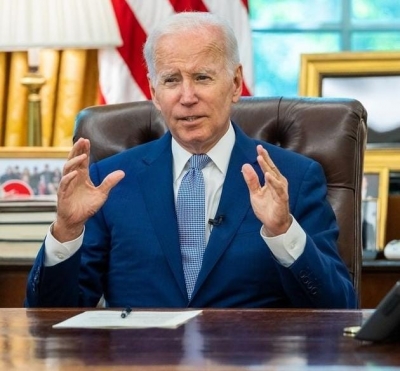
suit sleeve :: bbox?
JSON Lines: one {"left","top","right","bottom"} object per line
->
{"left": 275, "top": 161, "right": 358, "bottom": 309}
{"left": 24, "top": 162, "right": 108, "bottom": 308}
{"left": 24, "top": 243, "right": 82, "bottom": 307}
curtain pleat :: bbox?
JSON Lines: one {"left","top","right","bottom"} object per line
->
{"left": 82, "top": 50, "right": 100, "bottom": 109}
{"left": 40, "top": 50, "right": 61, "bottom": 147}
{"left": 0, "top": 53, "right": 7, "bottom": 144}
{"left": 4, "top": 52, "right": 28, "bottom": 146}
{"left": 0, "top": 49, "right": 99, "bottom": 147}
{"left": 53, "top": 50, "right": 88, "bottom": 147}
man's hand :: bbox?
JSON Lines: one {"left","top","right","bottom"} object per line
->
{"left": 242, "top": 145, "right": 291, "bottom": 237}
{"left": 52, "top": 138, "right": 125, "bottom": 242}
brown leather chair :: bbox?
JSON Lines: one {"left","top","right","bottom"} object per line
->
{"left": 74, "top": 96, "right": 367, "bottom": 299}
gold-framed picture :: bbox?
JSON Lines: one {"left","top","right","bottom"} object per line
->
{"left": 299, "top": 51, "right": 400, "bottom": 146}
{"left": 362, "top": 166, "right": 390, "bottom": 251}
{"left": 364, "top": 147, "right": 400, "bottom": 255}
{"left": 0, "top": 147, "right": 70, "bottom": 200}
{"left": 364, "top": 148, "right": 400, "bottom": 171}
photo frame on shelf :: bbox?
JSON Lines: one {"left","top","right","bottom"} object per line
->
{"left": 299, "top": 51, "right": 400, "bottom": 147}
{"left": 362, "top": 166, "right": 390, "bottom": 251}
{"left": 364, "top": 149, "right": 400, "bottom": 171}
{"left": 0, "top": 147, "right": 70, "bottom": 203}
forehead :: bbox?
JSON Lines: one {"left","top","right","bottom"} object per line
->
{"left": 154, "top": 29, "right": 226, "bottom": 70}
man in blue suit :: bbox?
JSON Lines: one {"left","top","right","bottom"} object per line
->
{"left": 25, "top": 12, "right": 357, "bottom": 309}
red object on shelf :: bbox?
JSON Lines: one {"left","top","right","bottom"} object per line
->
{"left": 1, "top": 180, "right": 34, "bottom": 198}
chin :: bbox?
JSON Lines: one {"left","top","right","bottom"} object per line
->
{"left": 178, "top": 135, "right": 209, "bottom": 152}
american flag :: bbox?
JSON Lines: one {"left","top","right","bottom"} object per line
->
{"left": 99, "top": 0, "right": 253, "bottom": 104}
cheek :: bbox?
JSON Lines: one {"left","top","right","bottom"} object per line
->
{"left": 156, "top": 90, "right": 178, "bottom": 107}
{"left": 159, "top": 104, "right": 174, "bottom": 120}
{"left": 153, "top": 95, "right": 173, "bottom": 115}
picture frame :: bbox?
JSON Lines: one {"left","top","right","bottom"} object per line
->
{"left": 364, "top": 148, "right": 400, "bottom": 171}
{"left": 365, "top": 147, "right": 400, "bottom": 198}
{"left": 299, "top": 51, "right": 400, "bottom": 147}
{"left": 362, "top": 166, "right": 390, "bottom": 251}
{"left": 0, "top": 147, "right": 70, "bottom": 201}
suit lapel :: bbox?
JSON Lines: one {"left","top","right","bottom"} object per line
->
{"left": 137, "top": 133, "right": 187, "bottom": 298}
{"left": 191, "top": 125, "right": 258, "bottom": 300}
{"left": 137, "top": 125, "right": 261, "bottom": 302}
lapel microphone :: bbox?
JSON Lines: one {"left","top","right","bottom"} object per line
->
{"left": 208, "top": 215, "right": 224, "bottom": 226}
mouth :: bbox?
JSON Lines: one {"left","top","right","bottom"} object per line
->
{"left": 178, "top": 116, "right": 203, "bottom": 122}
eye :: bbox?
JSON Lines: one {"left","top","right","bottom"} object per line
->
{"left": 196, "top": 74, "right": 211, "bottom": 81}
{"left": 160, "top": 74, "right": 181, "bottom": 86}
{"left": 164, "top": 77, "right": 179, "bottom": 84}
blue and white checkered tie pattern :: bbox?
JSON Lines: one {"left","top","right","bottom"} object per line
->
{"left": 176, "top": 154, "right": 211, "bottom": 300}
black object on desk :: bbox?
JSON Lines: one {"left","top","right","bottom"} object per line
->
{"left": 356, "top": 281, "right": 400, "bottom": 342}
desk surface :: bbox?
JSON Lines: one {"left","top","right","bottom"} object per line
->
{"left": 1, "top": 308, "right": 399, "bottom": 370}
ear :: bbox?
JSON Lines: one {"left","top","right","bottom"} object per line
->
{"left": 148, "top": 75, "right": 161, "bottom": 110}
{"left": 231, "top": 65, "right": 243, "bottom": 103}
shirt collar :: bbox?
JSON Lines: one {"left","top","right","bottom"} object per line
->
{"left": 172, "top": 122, "right": 235, "bottom": 182}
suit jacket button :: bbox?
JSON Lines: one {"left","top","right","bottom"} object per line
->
{"left": 299, "top": 270, "right": 308, "bottom": 278}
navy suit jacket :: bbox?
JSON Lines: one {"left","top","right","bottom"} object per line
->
{"left": 25, "top": 124, "right": 357, "bottom": 309}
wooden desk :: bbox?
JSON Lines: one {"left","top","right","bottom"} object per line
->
{"left": 0, "top": 308, "right": 399, "bottom": 370}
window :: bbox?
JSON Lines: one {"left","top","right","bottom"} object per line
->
{"left": 249, "top": 0, "right": 400, "bottom": 97}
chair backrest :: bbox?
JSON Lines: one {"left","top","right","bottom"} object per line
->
{"left": 74, "top": 96, "right": 367, "bottom": 297}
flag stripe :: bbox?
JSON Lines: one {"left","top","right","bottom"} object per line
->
{"left": 203, "top": 0, "right": 253, "bottom": 95}
{"left": 99, "top": 48, "right": 147, "bottom": 103}
{"left": 126, "top": 0, "right": 175, "bottom": 35}
{"left": 99, "top": 0, "right": 254, "bottom": 104}
{"left": 170, "top": 0, "right": 208, "bottom": 12}
{"left": 111, "top": 0, "right": 150, "bottom": 98}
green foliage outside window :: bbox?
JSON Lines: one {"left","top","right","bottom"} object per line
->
{"left": 249, "top": 0, "right": 400, "bottom": 97}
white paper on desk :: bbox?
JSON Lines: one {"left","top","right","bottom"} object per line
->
{"left": 52, "top": 310, "right": 202, "bottom": 329}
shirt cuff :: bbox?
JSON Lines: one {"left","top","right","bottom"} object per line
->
{"left": 44, "top": 222, "right": 84, "bottom": 267}
{"left": 260, "top": 216, "right": 306, "bottom": 267}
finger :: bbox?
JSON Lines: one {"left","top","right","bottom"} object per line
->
{"left": 257, "top": 145, "right": 281, "bottom": 176}
{"left": 264, "top": 172, "right": 289, "bottom": 201}
{"left": 63, "top": 153, "right": 88, "bottom": 176}
{"left": 67, "top": 139, "right": 83, "bottom": 160}
{"left": 241, "top": 164, "right": 261, "bottom": 193}
{"left": 57, "top": 170, "right": 78, "bottom": 193}
{"left": 98, "top": 170, "right": 126, "bottom": 195}
{"left": 257, "top": 145, "right": 275, "bottom": 170}
{"left": 68, "top": 138, "right": 90, "bottom": 160}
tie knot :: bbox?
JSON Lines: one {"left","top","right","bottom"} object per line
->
{"left": 189, "top": 154, "right": 210, "bottom": 170}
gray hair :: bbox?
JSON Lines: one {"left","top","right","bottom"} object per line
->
{"left": 143, "top": 12, "right": 240, "bottom": 83}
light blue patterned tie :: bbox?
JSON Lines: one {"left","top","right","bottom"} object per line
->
{"left": 176, "top": 154, "right": 211, "bottom": 300}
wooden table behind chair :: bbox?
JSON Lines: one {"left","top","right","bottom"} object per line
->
{"left": 1, "top": 242, "right": 400, "bottom": 310}
{"left": 0, "top": 308, "right": 399, "bottom": 370}
{"left": 0, "top": 240, "right": 40, "bottom": 308}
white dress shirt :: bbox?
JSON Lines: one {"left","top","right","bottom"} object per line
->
{"left": 45, "top": 123, "right": 306, "bottom": 267}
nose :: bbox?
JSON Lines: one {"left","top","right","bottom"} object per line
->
{"left": 179, "top": 80, "right": 198, "bottom": 106}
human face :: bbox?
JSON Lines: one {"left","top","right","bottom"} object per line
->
{"left": 149, "top": 27, "right": 243, "bottom": 154}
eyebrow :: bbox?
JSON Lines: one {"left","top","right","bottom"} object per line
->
{"left": 157, "top": 67, "right": 220, "bottom": 83}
